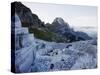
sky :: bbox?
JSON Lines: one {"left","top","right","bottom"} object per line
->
{"left": 22, "top": 2, "right": 97, "bottom": 28}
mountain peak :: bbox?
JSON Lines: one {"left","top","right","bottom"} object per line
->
{"left": 53, "top": 17, "right": 65, "bottom": 25}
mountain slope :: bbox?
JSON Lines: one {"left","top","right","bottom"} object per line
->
{"left": 12, "top": 2, "right": 92, "bottom": 43}
{"left": 11, "top": 2, "right": 43, "bottom": 27}
{"left": 47, "top": 17, "right": 92, "bottom": 42}
{"left": 11, "top": 2, "right": 97, "bottom": 73}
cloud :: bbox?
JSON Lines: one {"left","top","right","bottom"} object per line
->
{"left": 68, "top": 16, "right": 98, "bottom": 27}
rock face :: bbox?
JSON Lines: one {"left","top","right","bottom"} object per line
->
{"left": 11, "top": 2, "right": 43, "bottom": 27}
{"left": 51, "top": 17, "right": 70, "bottom": 34}
{"left": 11, "top": 2, "right": 97, "bottom": 73}
{"left": 47, "top": 17, "right": 92, "bottom": 42}
{"left": 11, "top": 2, "right": 92, "bottom": 43}
{"left": 33, "top": 39, "right": 97, "bottom": 72}
{"left": 53, "top": 17, "right": 70, "bottom": 28}
{"left": 11, "top": 13, "right": 97, "bottom": 72}
{"left": 11, "top": 13, "right": 36, "bottom": 73}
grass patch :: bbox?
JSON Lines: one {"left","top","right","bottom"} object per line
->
{"left": 29, "top": 27, "right": 67, "bottom": 42}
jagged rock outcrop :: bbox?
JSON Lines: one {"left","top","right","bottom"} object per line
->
{"left": 11, "top": 13, "right": 36, "bottom": 73}
{"left": 31, "top": 39, "right": 97, "bottom": 72}
{"left": 11, "top": 13, "right": 97, "bottom": 73}
{"left": 47, "top": 17, "right": 70, "bottom": 35}
{"left": 11, "top": 2, "right": 43, "bottom": 27}
{"left": 47, "top": 17, "right": 92, "bottom": 42}
{"left": 11, "top": 2, "right": 92, "bottom": 43}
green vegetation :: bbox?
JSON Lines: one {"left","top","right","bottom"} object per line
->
{"left": 29, "top": 27, "right": 67, "bottom": 42}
